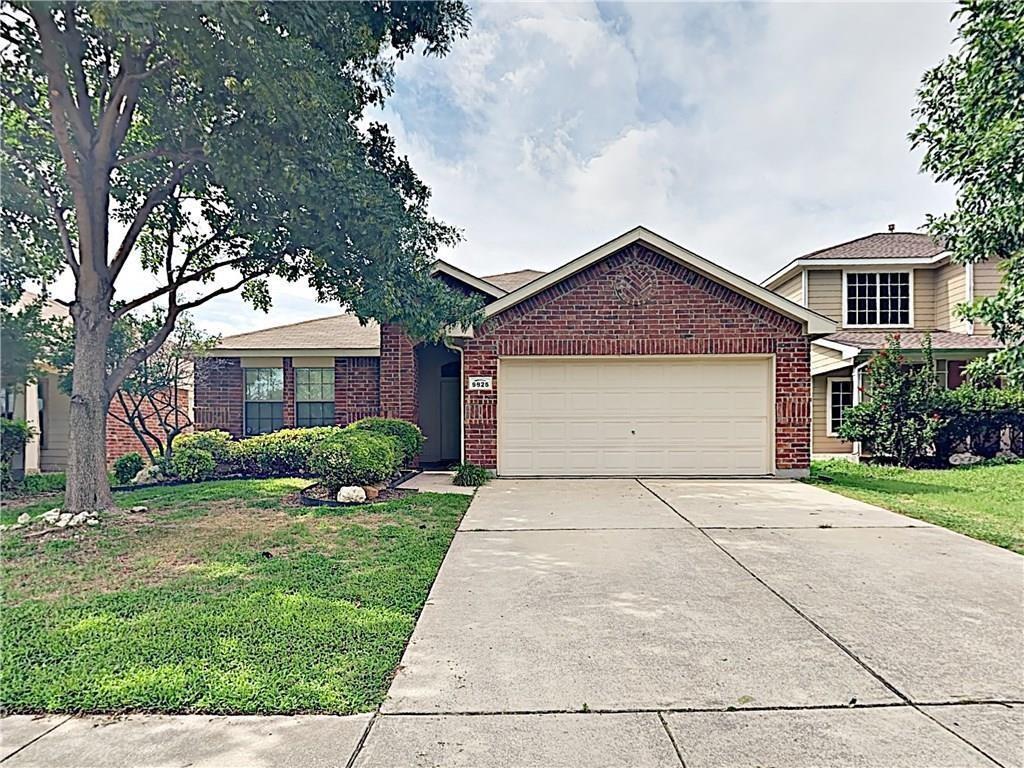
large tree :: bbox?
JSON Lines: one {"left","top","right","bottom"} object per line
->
{"left": 911, "top": 0, "right": 1024, "bottom": 385}
{"left": 1, "top": 2, "right": 480, "bottom": 512}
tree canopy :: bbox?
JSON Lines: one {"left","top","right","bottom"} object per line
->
{"left": 911, "top": 0, "right": 1024, "bottom": 385}
{"left": 0, "top": 1, "right": 480, "bottom": 511}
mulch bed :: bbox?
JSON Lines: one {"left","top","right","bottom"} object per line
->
{"left": 297, "top": 483, "right": 413, "bottom": 507}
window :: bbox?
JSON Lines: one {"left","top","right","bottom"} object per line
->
{"left": 244, "top": 368, "right": 284, "bottom": 435}
{"left": 845, "top": 272, "right": 911, "bottom": 326}
{"left": 828, "top": 378, "right": 854, "bottom": 436}
{"left": 295, "top": 367, "right": 335, "bottom": 427}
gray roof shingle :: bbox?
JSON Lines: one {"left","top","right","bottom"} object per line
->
{"left": 826, "top": 331, "right": 1000, "bottom": 351}
{"left": 216, "top": 314, "right": 379, "bottom": 351}
{"left": 801, "top": 232, "right": 945, "bottom": 261}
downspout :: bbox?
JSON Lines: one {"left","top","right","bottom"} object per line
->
{"left": 442, "top": 336, "right": 465, "bottom": 465}
{"left": 965, "top": 262, "right": 975, "bottom": 335}
{"left": 851, "top": 359, "right": 869, "bottom": 460}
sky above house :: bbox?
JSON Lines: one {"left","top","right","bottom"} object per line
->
{"left": 154, "top": 1, "right": 960, "bottom": 335}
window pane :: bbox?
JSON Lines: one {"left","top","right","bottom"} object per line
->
{"left": 846, "top": 272, "right": 909, "bottom": 326}
{"left": 244, "top": 402, "right": 283, "bottom": 435}
{"left": 829, "top": 379, "right": 854, "bottom": 433}
{"left": 295, "top": 368, "right": 333, "bottom": 402}
{"left": 245, "top": 368, "right": 283, "bottom": 401}
{"left": 296, "top": 401, "right": 334, "bottom": 427}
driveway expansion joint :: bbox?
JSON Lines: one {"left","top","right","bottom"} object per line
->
{"left": 0, "top": 715, "right": 72, "bottom": 764}
{"left": 636, "top": 479, "right": 1014, "bottom": 768}
{"left": 343, "top": 712, "right": 377, "bottom": 768}
{"left": 657, "top": 711, "right": 688, "bottom": 767}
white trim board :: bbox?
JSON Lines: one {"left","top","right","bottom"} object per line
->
{"left": 483, "top": 226, "right": 836, "bottom": 335}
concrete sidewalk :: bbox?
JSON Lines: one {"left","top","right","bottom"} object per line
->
{"left": 3, "top": 479, "right": 1022, "bottom": 767}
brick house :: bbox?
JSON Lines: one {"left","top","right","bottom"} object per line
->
{"left": 195, "top": 227, "right": 835, "bottom": 477}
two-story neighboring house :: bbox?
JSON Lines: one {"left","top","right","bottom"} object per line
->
{"left": 762, "top": 231, "right": 1003, "bottom": 458}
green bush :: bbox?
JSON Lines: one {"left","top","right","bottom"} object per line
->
{"left": 453, "top": 461, "right": 490, "bottom": 487}
{"left": 170, "top": 446, "right": 217, "bottom": 483}
{"left": 934, "top": 385, "right": 1024, "bottom": 459}
{"left": 348, "top": 418, "right": 425, "bottom": 466}
{"left": 113, "top": 452, "right": 145, "bottom": 485}
{"left": 837, "top": 335, "right": 942, "bottom": 466}
{"left": 233, "top": 427, "right": 344, "bottom": 476}
{"left": 174, "top": 429, "right": 234, "bottom": 463}
{"left": 18, "top": 472, "right": 65, "bottom": 495}
{"left": 0, "top": 418, "right": 35, "bottom": 489}
{"left": 308, "top": 430, "right": 400, "bottom": 494}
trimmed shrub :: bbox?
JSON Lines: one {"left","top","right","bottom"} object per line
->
{"left": 309, "top": 430, "right": 400, "bottom": 494}
{"left": 0, "top": 418, "right": 35, "bottom": 489}
{"left": 232, "top": 427, "right": 344, "bottom": 476}
{"left": 934, "top": 385, "right": 1024, "bottom": 460}
{"left": 174, "top": 429, "right": 234, "bottom": 463}
{"left": 453, "top": 461, "right": 490, "bottom": 487}
{"left": 113, "top": 452, "right": 145, "bottom": 485}
{"left": 348, "top": 418, "right": 425, "bottom": 466}
{"left": 170, "top": 446, "right": 217, "bottom": 482}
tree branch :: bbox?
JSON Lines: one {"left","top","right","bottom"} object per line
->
{"left": 105, "top": 308, "right": 181, "bottom": 395}
{"left": 113, "top": 251, "right": 249, "bottom": 318}
{"left": 109, "top": 161, "right": 195, "bottom": 281}
{"left": 62, "top": 3, "right": 95, "bottom": 137}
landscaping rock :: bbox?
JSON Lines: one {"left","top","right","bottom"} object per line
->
{"left": 55, "top": 513, "right": 73, "bottom": 528}
{"left": 86, "top": 518, "right": 99, "bottom": 526}
{"left": 131, "top": 465, "right": 163, "bottom": 485}
{"left": 69, "top": 512, "right": 91, "bottom": 527}
{"left": 336, "top": 486, "right": 367, "bottom": 504}
{"left": 362, "top": 485, "right": 380, "bottom": 500}
{"left": 995, "top": 450, "right": 1019, "bottom": 462}
{"left": 41, "top": 508, "right": 62, "bottom": 524}
{"left": 129, "top": 506, "right": 148, "bottom": 514}
{"left": 16, "top": 513, "right": 32, "bottom": 525}
{"left": 949, "top": 452, "right": 982, "bottom": 466}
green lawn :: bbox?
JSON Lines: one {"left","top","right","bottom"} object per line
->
{"left": 0, "top": 479, "right": 471, "bottom": 714}
{"left": 808, "top": 460, "right": 1024, "bottom": 554}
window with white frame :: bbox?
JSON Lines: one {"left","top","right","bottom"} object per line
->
{"left": 244, "top": 368, "right": 284, "bottom": 435}
{"left": 295, "top": 367, "right": 335, "bottom": 427}
{"left": 828, "top": 378, "right": 854, "bottom": 436}
{"left": 845, "top": 272, "right": 911, "bottom": 326}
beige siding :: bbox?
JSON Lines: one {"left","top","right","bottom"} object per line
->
{"left": 776, "top": 274, "right": 804, "bottom": 305}
{"left": 972, "top": 258, "right": 1004, "bottom": 336}
{"left": 912, "top": 268, "right": 935, "bottom": 330}
{"left": 806, "top": 270, "right": 842, "bottom": 322}
{"left": 810, "top": 344, "right": 847, "bottom": 376}
{"left": 812, "top": 374, "right": 854, "bottom": 455}
{"left": 933, "top": 261, "right": 969, "bottom": 332}
{"left": 39, "top": 374, "right": 71, "bottom": 471}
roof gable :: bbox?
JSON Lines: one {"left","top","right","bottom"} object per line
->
{"left": 481, "top": 226, "right": 836, "bottom": 335}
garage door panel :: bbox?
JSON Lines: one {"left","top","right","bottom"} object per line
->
{"left": 499, "top": 358, "right": 772, "bottom": 476}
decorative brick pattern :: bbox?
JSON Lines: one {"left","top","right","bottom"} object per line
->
{"left": 379, "top": 323, "right": 418, "bottom": 424}
{"left": 460, "top": 244, "right": 812, "bottom": 472}
{"left": 194, "top": 357, "right": 244, "bottom": 437}
{"left": 334, "top": 357, "right": 381, "bottom": 424}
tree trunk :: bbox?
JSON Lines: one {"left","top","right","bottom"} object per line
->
{"left": 65, "top": 306, "right": 115, "bottom": 513}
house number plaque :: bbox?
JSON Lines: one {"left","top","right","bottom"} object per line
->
{"left": 468, "top": 376, "right": 493, "bottom": 391}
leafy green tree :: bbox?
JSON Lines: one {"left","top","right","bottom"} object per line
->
{"left": 1, "top": 2, "right": 479, "bottom": 512}
{"left": 911, "top": 0, "right": 1024, "bottom": 385}
{"left": 837, "top": 335, "right": 943, "bottom": 467}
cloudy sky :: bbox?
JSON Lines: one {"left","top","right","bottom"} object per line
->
{"left": 190, "top": 1, "right": 959, "bottom": 335}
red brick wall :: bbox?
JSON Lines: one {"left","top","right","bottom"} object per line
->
{"left": 193, "top": 355, "right": 382, "bottom": 436}
{"left": 106, "top": 387, "right": 191, "bottom": 464}
{"left": 460, "top": 244, "right": 812, "bottom": 472}
{"left": 194, "top": 357, "right": 244, "bottom": 437}
{"left": 334, "top": 357, "right": 381, "bottom": 424}
{"left": 379, "top": 323, "right": 418, "bottom": 424}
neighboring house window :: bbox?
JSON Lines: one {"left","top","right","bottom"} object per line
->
{"left": 845, "top": 272, "right": 911, "bottom": 326}
{"left": 295, "top": 367, "right": 335, "bottom": 427}
{"left": 244, "top": 368, "right": 284, "bottom": 435}
{"left": 828, "top": 378, "right": 854, "bottom": 436}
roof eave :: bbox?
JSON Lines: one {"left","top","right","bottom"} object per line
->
{"left": 431, "top": 260, "right": 507, "bottom": 299}
{"left": 763, "top": 252, "right": 950, "bottom": 289}
{"left": 208, "top": 347, "right": 380, "bottom": 358}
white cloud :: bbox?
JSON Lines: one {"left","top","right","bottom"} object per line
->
{"left": 180, "top": 1, "right": 959, "bottom": 331}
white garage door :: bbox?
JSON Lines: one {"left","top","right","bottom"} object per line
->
{"left": 498, "top": 357, "right": 773, "bottom": 476}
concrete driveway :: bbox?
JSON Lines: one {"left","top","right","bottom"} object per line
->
{"left": 359, "top": 478, "right": 1023, "bottom": 767}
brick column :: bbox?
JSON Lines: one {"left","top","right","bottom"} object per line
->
{"left": 379, "top": 323, "right": 419, "bottom": 424}
{"left": 283, "top": 357, "right": 295, "bottom": 428}
{"left": 193, "top": 357, "right": 244, "bottom": 437}
{"left": 334, "top": 357, "right": 381, "bottom": 425}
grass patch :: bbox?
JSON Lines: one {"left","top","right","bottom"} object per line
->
{"left": 0, "top": 478, "right": 470, "bottom": 714}
{"left": 808, "top": 460, "right": 1024, "bottom": 554}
